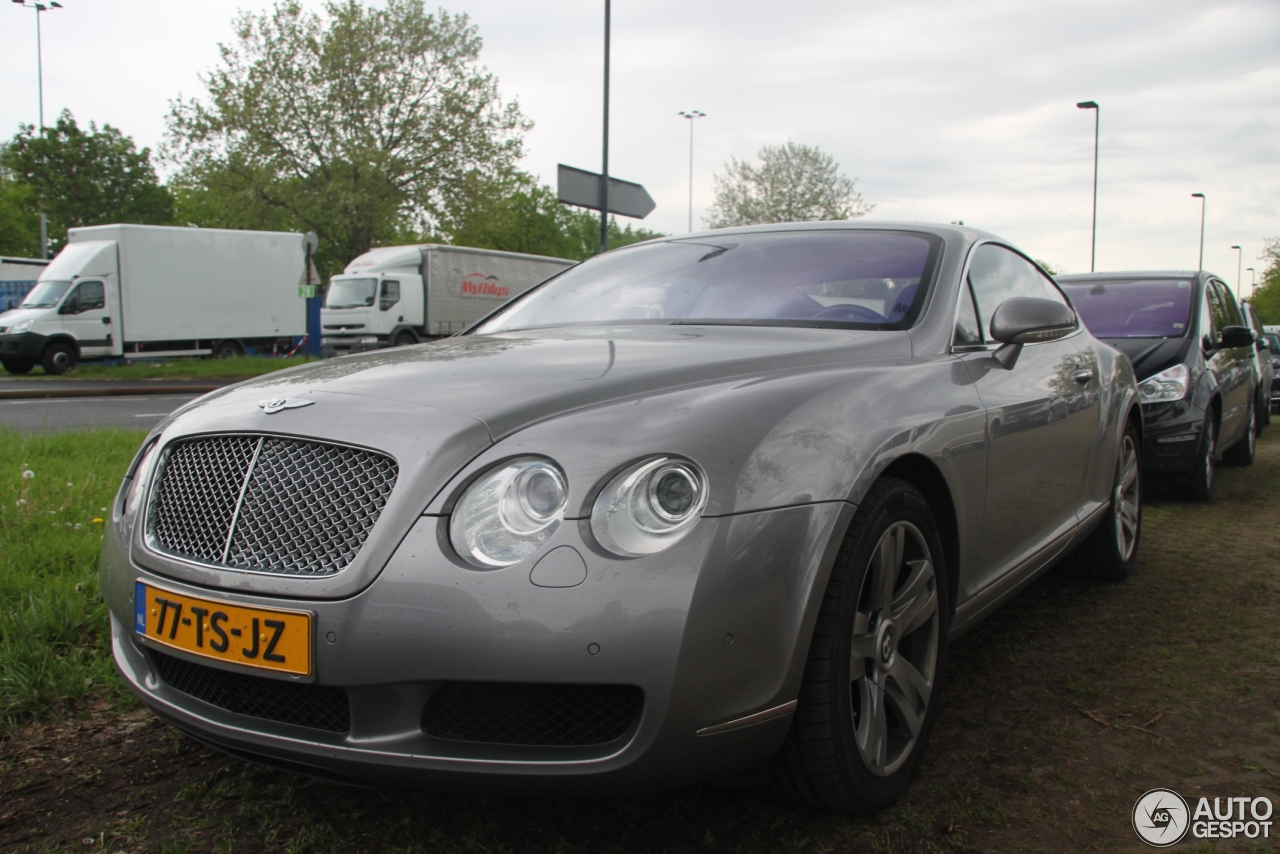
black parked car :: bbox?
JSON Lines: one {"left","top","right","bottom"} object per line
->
{"left": 1240, "top": 300, "right": 1274, "bottom": 428}
{"left": 1265, "top": 332, "right": 1280, "bottom": 410}
{"left": 1059, "top": 271, "right": 1256, "bottom": 501}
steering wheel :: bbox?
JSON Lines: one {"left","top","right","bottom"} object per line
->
{"left": 812, "top": 304, "right": 887, "bottom": 323}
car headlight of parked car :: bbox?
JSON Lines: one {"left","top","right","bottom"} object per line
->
{"left": 591, "top": 457, "right": 707, "bottom": 557}
{"left": 450, "top": 457, "right": 568, "bottom": 567}
{"left": 1137, "top": 363, "right": 1189, "bottom": 403}
{"left": 10, "top": 318, "right": 34, "bottom": 334}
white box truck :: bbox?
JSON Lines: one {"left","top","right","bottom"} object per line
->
{"left": 320, "top": 244, "right": 574, "bottom": 356}
{"left": 0, "top": 224, "right": 309, "bottom": 375}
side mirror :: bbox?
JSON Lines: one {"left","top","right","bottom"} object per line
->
{"left": 58, "top": 300, "right": 79, "bottom": 315}
{"left": 989, "top": 297, "right": 1077, "bottom": 369}
{"left": 1219, "top": 325, "right": 1254, "bottom": 349}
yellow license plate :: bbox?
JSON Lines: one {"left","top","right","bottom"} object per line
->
{"left": 134, "top": 581, "right": 312, "bottom": 676}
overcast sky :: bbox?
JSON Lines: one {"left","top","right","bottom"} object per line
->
{"left": 2, "top": 0, "right": 1277, "bottom": 286}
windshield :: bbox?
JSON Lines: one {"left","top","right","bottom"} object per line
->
{"left": 323, "top": 277, "right": 377, "bottom": 309}
{"left": 20, "top": 280, "right": 72, "bottom": 309}
{"left": 474, "top": 230, "right": 941, "bottom": 334}
{"left": 1060, "top": 278, "right": 1194, "bottom": 338}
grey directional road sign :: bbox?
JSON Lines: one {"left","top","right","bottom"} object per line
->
{"left": 557, "top": 164, "right": 656, "bottom": 219}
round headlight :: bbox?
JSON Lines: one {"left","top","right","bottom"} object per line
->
{"left": 591, "top": 457, "right": 707, "bottom": 557}
{"left": 450, "top": 457, "right": 568, "bottom": 567}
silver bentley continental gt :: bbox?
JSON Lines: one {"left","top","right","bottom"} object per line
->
{"left": 100, "top": 222, "right": 1143, "bottom": 813}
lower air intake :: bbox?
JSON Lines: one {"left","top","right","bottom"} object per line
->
{"left": 422, "top": 682, "right": 643, "bottom": 747}
{"left": 152, "top": 650, "right": 350, "bottom": 734}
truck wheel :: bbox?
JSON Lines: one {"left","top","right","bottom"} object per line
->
{"left": 213, "top": 340, "right": 243, "bottom": 360}
{"left": 41, "top": 342, "right": 76, "bottom": 375}
{"left": 393, "top": 331, "right": 417, "bottom": 347}
{"left": 2, "top": 359, "right": 33, "bottom": 375}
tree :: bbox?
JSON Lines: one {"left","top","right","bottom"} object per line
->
{"left": 704, "top": 140, "right": 872, "bottom": 228}
{"left": 438, "top": 170, "right": 664, "bottom": 261}
{"left": 0, "top": 171, "right": 38, "bottom": 257}
{"left": 165, "top": 0, "right": 528, "bottom": 277}
{"left": 1248, "top": 238, "right": 1280, "bottom": 325}
{"left": 0, "top": 111, "right": 174, "bottom": 255}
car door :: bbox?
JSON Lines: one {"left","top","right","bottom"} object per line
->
{"left": 1205, "top": 279, "right": 1251, "bottom": 445}
{"left": 57, "top": 279, "right": 114, "bottom": 357}
{"left": 953, "top": 244, "right": 1097, "bottom": 596}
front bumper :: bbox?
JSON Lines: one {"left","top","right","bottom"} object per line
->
{"left": 102, "top": 502, "right": 846, "bottom": 793}
{"left": 1139, "top": 399, "right": 1205, "bottom": 476}
{"left": 320, "top": 335, "right": 386, "bottom": 358}
{"left": 0, "top": 331, "right": 47, "bottom": 363}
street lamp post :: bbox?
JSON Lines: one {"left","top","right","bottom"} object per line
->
{"left": 1076, "top": 101, "right": 1099, "bottom": 272}
{"left": 677, "top": 110, "right": 705, "bottom": 233}
{"left": 1247, "top": 268, "right": 1256, "bottom": 298}
{"left": 1231, "top": 245, "right": 1243, "bottom": 293}
{"left": 1191, "top": 193, "right": 1206, "bottom": 270}
{"left": 11, "top": 0, "right": 63, "bottom": 260}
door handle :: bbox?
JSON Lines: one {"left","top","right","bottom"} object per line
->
{"left": 102, "top": 316, "right": 111, "bottom": 325}
{"left": 1073, "top": 369, "right": 1093, "bottom": 385}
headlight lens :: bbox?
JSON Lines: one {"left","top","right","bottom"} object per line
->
{"left": 1137, "top": 363, "right": 1190, "bottom": 403}
{"left": 591, "top": 457, "right": 708, "bottom": 557}
{"left": 450, "top": 457, "right": 567, "bottom": 567}
{"left": 11, "top": 318, "right": 34, "bottom": 334}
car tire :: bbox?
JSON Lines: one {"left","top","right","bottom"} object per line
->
{"left": 1223, "top": 399, "right": 1256, "bottom": 467}
{"left": 1069, "top": 420, "right": 1141, "bottom": 582}
{"left": 393, "top": 331, "right": 417, "bottom": 347}
{"left": 213, "top": 340, "right": 243, "bottom": 360}
{"left": 1258, "top": 388, "right": 1270, "bottom": 430}
{"left": 770, "top": 477, "right": 950, "bottom": 814}
{"left": 2, "top": 359, "right": 33, "bottom": 375}
{"left": 41, "top": 341, "right": 76, "bottom": 375}
{"left": 1181, "top": 412, "right": 1216, "bottom": 502}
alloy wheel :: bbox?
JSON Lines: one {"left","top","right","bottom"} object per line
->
{"left": 1112, "top": 433, "right": 1140, "bottom": 561}
{"left": 848, "top": 521, "right": 939, "bottom": 777}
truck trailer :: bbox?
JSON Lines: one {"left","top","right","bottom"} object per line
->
{"left": 0, "top": 256, "right": 48, "bottom": 311}
{"left": 320, "top": 244, "right": 574, "bottom": 356}
{"left": 0, "top": 224, "right": 310, "bottom": 375}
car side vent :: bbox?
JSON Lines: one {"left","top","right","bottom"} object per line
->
{"left": 422, "top": 682, "right": 643, "bottom": 747}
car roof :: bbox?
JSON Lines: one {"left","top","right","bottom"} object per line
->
{"left": 615, "top": 220, "right": 995, "bottom": 250}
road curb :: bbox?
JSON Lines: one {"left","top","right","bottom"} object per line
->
{"left": 0, "top": 386, "right": 220, "bottom": 400}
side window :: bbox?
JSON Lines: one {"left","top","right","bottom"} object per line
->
{"left": 966, "top": 244, "right": 1069, "bottom": 340}
{"left": 1204, "top": 284, "right": 1228, "bottom": 339}
{"left": 76, "top": 281, "right": 105, "bottom": 312}
{"left": 1212, "top": 281, "right": 1242, "bottom": 327}
{"left": 953, "top": 284, "right": 982, "bottom": 345}
{"left": 380, "top": 280, "right": 400, "bottom": 311}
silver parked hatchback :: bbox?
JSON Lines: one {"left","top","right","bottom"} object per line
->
{"left": 101, "top": 222, "right": 1142, "bottom": 813}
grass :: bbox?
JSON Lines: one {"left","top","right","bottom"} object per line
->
{"left": 0, "top": 427, "right": 148, "bottom": 732}
{"left": 8, "top": 355, "right": 314, "bottom": 382}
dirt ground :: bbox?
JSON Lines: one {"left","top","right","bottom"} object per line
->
{"left": 3, "top": 431, "right": 1279, "bottom": 853}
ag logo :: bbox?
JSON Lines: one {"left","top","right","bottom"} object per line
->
{"left": 1133, "top": 788, "right": 1190, "bottom": 847}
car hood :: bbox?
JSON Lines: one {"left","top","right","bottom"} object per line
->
{"left": 1100, "top": 337, "right": 1192, "bottom": 381}
{"left": 193, "top": 325, "right": 911, "bottom": 441}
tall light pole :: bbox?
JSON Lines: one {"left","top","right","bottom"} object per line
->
{"left": 1191, "top": 193, "right": 1206, "bottom": 270}
{"left": 599, "top": 0, "right": 611, "bottom": 254}
{"left": 677, "top": 110, "right": 705, "bottom": 233}
{"left": 12, "top": 0, "right": 63, "bottom": 260}
{"left": 1247, "top": 267, "right": 1256, "bottom": 298}
{"left": 1077, "top": 101, "right": 1099, "bottom": 272}
{"left": 1231, "top": 245, "right": 1243, "bottom": 292}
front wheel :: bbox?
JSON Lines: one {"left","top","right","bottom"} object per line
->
{"left": 213, "top": 340, "right": 243, "bottom": 360}
{"left": 41, "top": 341, "right": 76, "bottom": 375}
{"left": 1070, "top": 421, "right": 1141, "bottom": 581}
{"left": 771, "top": 477, "right": 949, "bottom": 813}
{"left": 393, "top": 331, "right": 418, "bottom": 347}
{"left": 1181, "top": 412, "right": 1216, "bottom": 502}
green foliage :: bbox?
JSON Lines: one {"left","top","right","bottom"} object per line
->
{"left": 439, "top": 171, "right": 663, "bottom": 261}
{"left": 0, "top": 111, "right": 174, "bottom": 255}
{"left": 1035, "top": 259, "right": 1060, "bottom": 276}
{"left": 0, "top": 429, "right": 147, "bottom": 732}
{"left": 165, "top": 0, "right": 528, "bottom": 278}
{"left": 706, "top": 140, "right": 872, "bottom": 228}
{"left": 0, "top": 172, "right": 39, "bottom": 257}
{"left": 1248, "top": 238, "right": 1280, "bottom": 325}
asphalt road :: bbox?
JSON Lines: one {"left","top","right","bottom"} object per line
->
{"left": 0, "top": 394, "right": 200, "bottom": 431}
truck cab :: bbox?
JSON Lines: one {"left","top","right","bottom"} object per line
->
{"left": 0, "top": 241, "right": 121, "bottom": 375}
{"left": 322, "top": 246, "right": 427, "bottom": 356}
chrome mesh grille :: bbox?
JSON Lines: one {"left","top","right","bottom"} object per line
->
{"left": 148, "top": 435, "right": 397, "bottom": 576}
